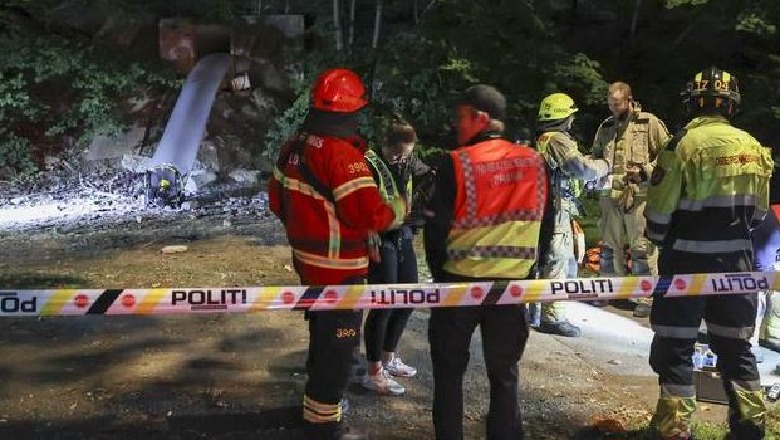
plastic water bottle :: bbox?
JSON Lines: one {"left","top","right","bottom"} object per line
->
{"left": 692, "top": 351, "right": 703, "bottom": 370}
{"left": 774, "top": 248, "right": 780, "bottom": 271}
{"left": 703, "top": 349, "right": 718, "bottom": 368}
{"left": 767, "top": 383, "right": 780, "bottom": 401}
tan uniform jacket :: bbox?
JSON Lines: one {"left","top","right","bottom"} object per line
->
{"left": 592, "top": 102, "right": 671, "bottom": 199}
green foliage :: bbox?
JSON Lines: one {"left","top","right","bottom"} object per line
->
{"left": 0, "top": 30, "right": 180, "bottom": 174}
{"left": 665, "top": 0, "right": 711, "bottom": 7}
{"left": 0, "top": 132, "right": 36, "bottom": 174}
{"left": 372, "top": 32, "right": 453, "bottom": 149}
{"left": 5, "top": 0, "right": 780, "bottom": 171}
{"left": 2, "top": 0, "right": 244, "bottom": 23}
{"left": 266, "top": 0, "right": 610, "bottom": 158}
{"left": 262, "top": 73, "right": 311, "bottom": 161}
{"left": 737, "top": 12, "right": 777, "bottom": 36}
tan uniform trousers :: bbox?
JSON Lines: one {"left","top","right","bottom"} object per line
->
{"left": 598, "top": 196, "right": 658, "bottom": 305}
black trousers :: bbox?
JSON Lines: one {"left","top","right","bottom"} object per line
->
{"left": 364, "top": 236, "right": 418, "bottom": 362}
{"left": 303, "top": 279, "right": 364, "bottom": 439}
{"left": 429, "top": 303, "right": 529, "bottom": 440}
{"left": 649, "top": 249, "right": 763, "bottom": 438}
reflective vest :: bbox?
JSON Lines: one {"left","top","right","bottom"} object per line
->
{"left": 365, "top": 149, "right": 413, "bottom": 212}
{"left": 444, "top": 139, "right": 548, "bottom": 279}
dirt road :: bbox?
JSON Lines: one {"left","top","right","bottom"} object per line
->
{"left": 0, "top": 223, "right": 777, "bottom": 439}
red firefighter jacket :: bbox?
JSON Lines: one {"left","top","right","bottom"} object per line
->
{"left": 269, "top": 133, "right": 397, "bottom": 284}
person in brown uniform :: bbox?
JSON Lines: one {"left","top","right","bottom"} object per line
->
{"left": 591, "top": 82, "right": 670, "bottom": 317}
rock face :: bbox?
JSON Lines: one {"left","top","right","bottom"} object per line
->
{"left": 87, "top": 124, "right": 147, "bottom": 162}
{"left": 120, "top": 155, "right": 151, "bottom": 173}
{"left": 185, "top": 170, "right": 218, "bottom": 193}
{"left": 1, "top": 11, "right": 297, "bottom": 241}
{"left": 33, "top": 12, "right": 300, "bottom": 195}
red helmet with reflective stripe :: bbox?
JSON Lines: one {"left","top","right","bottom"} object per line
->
{"left": 311, "top": 68, "right": 367, "bottom": 113}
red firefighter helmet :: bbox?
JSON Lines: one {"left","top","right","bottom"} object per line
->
{"left": 311, "top": 68, "right": 367, "bottom": 113}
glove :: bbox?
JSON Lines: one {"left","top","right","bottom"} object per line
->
{"left": 618, "top": 185, "right": 635, "bottom": 213}
{"left": 388, "top": 196, "right": 408, "bottom": 229}
{"left": 368, "top": 231, "right": 382, "bottom": 263}
{"left": 624, "top": 161, "right": 648, "bottom": 184}
{"left": 624, "top": 170, "right": 647, "bottom": 184}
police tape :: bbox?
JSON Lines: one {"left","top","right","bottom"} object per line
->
{"left": 0, "top": 271, "right": 777, "bottom": 317}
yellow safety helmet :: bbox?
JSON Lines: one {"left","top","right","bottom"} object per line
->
{"left": 160, "top": 179, "right": 171, "bottom": 189}
{"left": 538, "top": 93, "right": 578, "bottom": 122}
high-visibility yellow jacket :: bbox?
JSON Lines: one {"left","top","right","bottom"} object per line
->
{"left": 645, "top": 116, "right": 773, "bottom": 257}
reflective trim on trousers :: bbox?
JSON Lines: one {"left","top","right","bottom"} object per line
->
{"left": 651, "top": 325, "right": 699, "bottom": 339}
{"left": 706, "top": 321, "right": 755, "bottom": 339}
{"left": 303, "top": 395, "right": 342, "bottom": 423}
{"left": 733, "top": 389, "right": 766, "bottom": 432}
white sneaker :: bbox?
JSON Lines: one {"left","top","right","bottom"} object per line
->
{"left": 384, "top": 356, "right": 417, "bottom": 378}
{"left": 361, "top": 368, "right": 405, "bottom": 395}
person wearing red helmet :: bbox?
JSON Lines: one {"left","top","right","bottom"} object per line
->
{"left": 269, "top": 68, "right": 407, "bottom": 440}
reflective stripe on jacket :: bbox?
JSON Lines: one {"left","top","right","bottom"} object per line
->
{"left": 269, "top": 133, "right": 397, "bottom": 284}
{"left": 645, "top": 116, "right": 773, "bottom": 257}
{"left": 444, "top": 138, "right": 548, "bottom": 279}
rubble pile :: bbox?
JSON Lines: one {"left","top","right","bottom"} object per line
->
{"left": 0, "top": 160, "right": 272, "bottom": 234}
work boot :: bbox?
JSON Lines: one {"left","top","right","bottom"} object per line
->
{"left": 633, "top": 302, "right": 651, "bottom": 318}
{"left": 538, "top": 320, "right": 582, "bottom": 338}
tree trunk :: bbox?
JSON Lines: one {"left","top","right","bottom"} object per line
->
{"left": 333, "top": 0, "right": 343, "bottom": 51}
{"left": 629, "top": 0, "right": 643, "bottom": 48}
{"left": 413, "top": 0, "right": 419, "bottom": 24}
{"left": 419, "top": 0, "right": 437, "bottom": 23}
{"left": 285, "top": 0, "right": 291, "bottom": 14}
{"left": 372, "top": 0, "right": 383, "bottom": 49}
{"left": 348, "top": 0, "right": 356, "bottom": 53}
